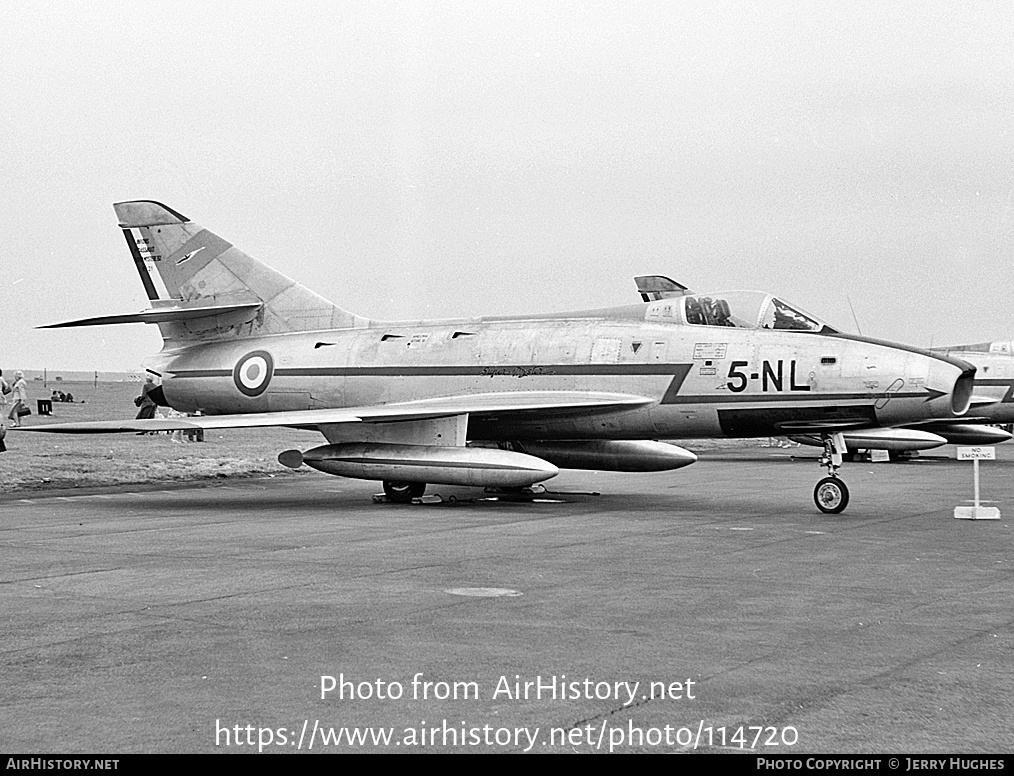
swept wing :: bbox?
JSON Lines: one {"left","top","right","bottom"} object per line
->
{"left": 20, "top": 390, "right": 653, "bottom": 434}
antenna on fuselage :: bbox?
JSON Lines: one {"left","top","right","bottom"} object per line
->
{"left": 846, "top": 295, "right": 863, "bottom": 336}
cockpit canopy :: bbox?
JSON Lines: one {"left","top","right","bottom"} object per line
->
{"left": 646, "top": 290, "right": 837, "bottom": 333}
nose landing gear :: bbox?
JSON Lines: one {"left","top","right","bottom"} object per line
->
{"left": 814, "top": 433, "right": 850, "bottom": 514}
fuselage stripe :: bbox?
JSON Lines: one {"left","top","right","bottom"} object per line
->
{"left": 170, "top": 363, "right": 693, "bottom": 378}
{"left": 667, "top": 391, "right": 924, "bottom": 404}
{"left": 166, "top": 364, "right": 925, "bottom": 405}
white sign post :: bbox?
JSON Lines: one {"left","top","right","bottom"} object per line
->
{"left": 954, "top": 447, "right": 1001, "bottom": 520}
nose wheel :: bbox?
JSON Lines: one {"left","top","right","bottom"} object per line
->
{"left": 814, "top": 476, "right": 849, "bottom": 513}
{"left": 814, "top": 432, "right": 850, "bottom": 514}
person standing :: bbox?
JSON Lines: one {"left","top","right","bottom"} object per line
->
{"left": 135, "top": 375, "right": 158, "bottom": 420}
{"left": 0, "top": 370, "right": 10, "bottom": 443}
{"left": 7, "top": 371, "right": 29, "bottom": 427}
{"left": 0, "top": 369, "right": 9, "bottom": 419}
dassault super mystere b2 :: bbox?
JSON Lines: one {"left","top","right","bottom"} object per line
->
{"left": 29, "top": 201, "right": 977, "bottom": 513}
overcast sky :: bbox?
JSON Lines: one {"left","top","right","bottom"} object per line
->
{"left": 2, "top": 1, "right": 1012, "bottom": 371}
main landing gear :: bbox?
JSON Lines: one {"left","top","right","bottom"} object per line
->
{"left": 383, "top": 481, "right": 427, "bottom": 503}
{"left": 814, "top": 433, "right": 850, "bottom": 514}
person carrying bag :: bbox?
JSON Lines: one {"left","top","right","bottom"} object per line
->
{"left": 7, "top": 370, "right": 29, "bottom": 427}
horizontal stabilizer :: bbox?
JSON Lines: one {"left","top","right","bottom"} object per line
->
{"left": 17, "top": 391, "right": 654, "bottom": 434}
{"left": 39, "top": 302, "right": 263, "bottom": 328}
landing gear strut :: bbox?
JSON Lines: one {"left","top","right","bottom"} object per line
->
{"left": 383, "top": 481, "right": 426, "bottom": 503}
{"left": 814, "top": 433, "right": 850, "bottom": 514}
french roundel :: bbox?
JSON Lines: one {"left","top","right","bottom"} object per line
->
{"left": 233, "top": 351, "right": 274, "bottom": 397}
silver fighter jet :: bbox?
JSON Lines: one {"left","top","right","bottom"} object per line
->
{"left": 29, "top": 202, "right": 977, "bottom": 513}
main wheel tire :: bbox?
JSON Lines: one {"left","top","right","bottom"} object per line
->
{"left": 383, "top": 481, "right": 426, "bottom": 503}
{"left": 814, "top": 477, "right": 849, "bottom": 514}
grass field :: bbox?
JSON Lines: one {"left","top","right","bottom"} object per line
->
{"left": 0, "top": 380, "right": 313, "bottom": 493}
{"left": 0, "top": 379, "right": 782, "bottom": 494}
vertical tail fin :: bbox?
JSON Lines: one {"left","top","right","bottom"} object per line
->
{"left": 114, "top": 200, "right": 369, "bottom": 341}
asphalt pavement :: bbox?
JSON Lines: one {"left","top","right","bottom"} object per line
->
{"left": 2, "top": 446, "right": 1012, "bottom": 753}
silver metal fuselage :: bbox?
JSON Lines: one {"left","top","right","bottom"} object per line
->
{"left": 155, "top": 310, "right": 973, "bottom": 441}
